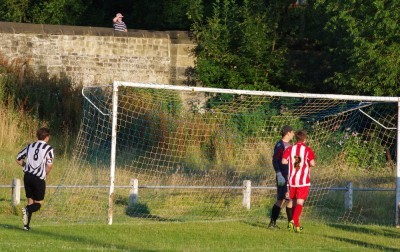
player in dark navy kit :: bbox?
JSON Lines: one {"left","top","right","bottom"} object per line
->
{"left": 16, "top": 128, "right": 54, "bottom": 231}
{"left": 268, "top": 125, "right": 294, "bottom": 229}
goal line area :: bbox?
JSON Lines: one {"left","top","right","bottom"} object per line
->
{"left": 40, "top": 81, "right": 399, "bottom": 226}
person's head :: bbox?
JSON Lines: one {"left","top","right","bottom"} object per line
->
{"left": 116, "top": 13, "right": 124, "bottom": 21}
{"left": 295, "top": 129, "right": 307, "bottom": 143}
{"left": 281, "top": 125, "right": 294, "bottom": 138}
{"left": 37, "top": 127, "right": 50, "bottom": 141}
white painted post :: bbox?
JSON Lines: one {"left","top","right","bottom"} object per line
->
{"left": 345, "top": 182, "right": 353, "bottom": 210}
{"left": 129, "top": 178, "right": 138, "bottom": 206}
{"left": 242, "top": 180, "right": 251, "bottom": 210}
{"left": 11, "top": 178, "right": 21, "bottom": 206}
{"left": 108, "top": 81, "right": 119, "bottom": 225}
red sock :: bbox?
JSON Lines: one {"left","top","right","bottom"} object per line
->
{"left": 293, "top": 204, "right": 303, "bottom": 227}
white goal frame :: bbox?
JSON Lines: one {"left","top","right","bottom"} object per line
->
{"left": 108, "top": 81, "right": 400, "bottom": 226}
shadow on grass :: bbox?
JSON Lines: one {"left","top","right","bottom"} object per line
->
{"left": 0, "top": 223, "right": 156, "bottom": 251}
{"left": 125, "top": 203, "right": 180, "bottom": 222}
{"left": 242, "top": 220, "right": 269, "bottom": 230}
{"left": 327, "top": 223, "right": 400, "bottom": 239}
{"left": 325, "top": 236, "right": 400, "bottom": 252}
{"left": 0, "top": 223, "right": 21, "bottom": 231}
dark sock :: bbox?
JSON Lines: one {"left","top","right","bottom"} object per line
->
{"left": 286, "top": 206, "right": 293, "bottom": 221}
{"left": 27, "top": 203, "right": 41, "bottom": 213}
{"left": 27, "top": 211, "right": 32, "bottom": 227}
{"left": 26, "top": 203, "right": 41, "bottom": 227}
{"left": 271, "top": 204, "right": 281, "bottom": 222}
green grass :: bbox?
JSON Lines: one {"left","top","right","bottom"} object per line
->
{"left": 0, "top": 215, "right": 399, "bottom": 251}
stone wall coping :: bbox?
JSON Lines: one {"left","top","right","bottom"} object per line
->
{"left": 0, "top": 22, "right": 193, "bottom": 43}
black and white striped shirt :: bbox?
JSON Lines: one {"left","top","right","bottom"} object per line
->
{"left": 16, "top": 141, "right": 54, "bottom": 180}
{"left": 113, "top": 21, "right": 127, "bottom": 32}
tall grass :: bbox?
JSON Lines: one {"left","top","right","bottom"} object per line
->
{"left": 0, "top": 53, "right": 82, "bottom": 158}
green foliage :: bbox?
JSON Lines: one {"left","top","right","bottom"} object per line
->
{"left": 230, "top": 109, "right": 266, "bottom": 137}
{"left": 314, "top": 0, "right": 400, "bottom": 96}
{"left": 319, "top": 129, "right": 387, "bottom": 171}
{"left": 342, "top": 133, "right": 386, "bottom": 170}
{"left": 188, "top": 0, "right": 293, "bottom": 91}
{"left": 0, "top": 0, "right": 87, "bottom": 25}
{"left": 0, "top": 57, "right": 82, "bottom": 155}
{"left": 8, "top": 73, "right": 82, "bottom": 133}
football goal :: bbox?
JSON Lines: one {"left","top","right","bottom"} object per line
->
{"left": 42, "top": 81, "right": 400, "bottom": 226}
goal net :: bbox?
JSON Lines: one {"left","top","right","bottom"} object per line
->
{"left": 41, "top": 82, "right": 399, "bottom": 226}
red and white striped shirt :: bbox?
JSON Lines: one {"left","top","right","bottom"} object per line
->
{"left": 282, "top": 142, "right": 315, "bottom": 187}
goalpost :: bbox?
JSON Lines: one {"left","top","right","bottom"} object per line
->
{"left": 42, "top": 81, "right": 400, "bottom": 226}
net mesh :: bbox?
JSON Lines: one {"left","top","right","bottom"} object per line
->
{"left": 40, "top": 83, "right": 398, "bottom": 225}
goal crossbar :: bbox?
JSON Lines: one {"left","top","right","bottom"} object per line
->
{"left": 114, "top": 81, "right": 400, "bottom": 102}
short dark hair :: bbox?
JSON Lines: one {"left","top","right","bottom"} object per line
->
{"left": 37, "top": 127, "right": 50, "bottom": 140}
{"left": 281, "top": 125, "right": 293, "bottom": 137}
{"left": 295, "top": 129, "right": 307, "bottom": 142}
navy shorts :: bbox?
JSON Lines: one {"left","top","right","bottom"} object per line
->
{"left": 276, "top": 184, "right": 289, "bottom": 201}
{"left": 276, "top": 175, "right": 289, "bottom": 201}
{"left": 24, "top": 172, "right": 46, "bottom": 201}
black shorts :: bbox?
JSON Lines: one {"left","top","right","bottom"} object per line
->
{"left": 24, "top": 172, "right": 46, "bottom": 201}
{"left": 276, "top": 174, "right": 289, "bottom": 201}
{"left": 276, "top": 184, "right": 289, "bottom": 201}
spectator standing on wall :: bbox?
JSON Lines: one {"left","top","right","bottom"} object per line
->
{"left": 113, "top": 13, "right": 127, "bottom": 32}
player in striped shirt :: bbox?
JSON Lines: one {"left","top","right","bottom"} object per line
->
{"left": 113, "top": 13, "right": 127, "bottom": 32}
{"left": 282, "top": 129, "right": 315, "bottom": 233}
{"left": 16, "top": 128, "right": 54, "bottom": 231}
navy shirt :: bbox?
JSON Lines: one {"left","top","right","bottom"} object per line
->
{"left": 272, "top": 139, "right": 290, "bottom": 176}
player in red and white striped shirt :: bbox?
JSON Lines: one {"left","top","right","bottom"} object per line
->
{"left": 282, "top": 129, "right": 315, "bottom": 232}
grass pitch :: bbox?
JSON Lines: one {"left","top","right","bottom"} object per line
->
{"left": 0, "top": 215, "right": 399, "bottom": 251}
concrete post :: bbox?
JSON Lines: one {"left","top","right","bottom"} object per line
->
{"left": 345, "top": 182, "right": 353, "bottom": 210}
{"left": 129, "top": 178, "right": 138, "bottom": 206}
{"left": 12, "top": 178, "right": 21, "bottom": 206}
{"left": 243, "top": 180, "right": 251, "bottom": 210}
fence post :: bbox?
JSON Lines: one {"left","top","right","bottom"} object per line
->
{"left": 129, "top": 178, "right": 138, "bottom": 206}
{"left": 345, "top": 182, "right": 353, "bottom": 210}
{"left": 12, "top": 178, "right": 21, "bottom": 207}
{"left": 242, "top": 180, "right": 251, "bottom": 210}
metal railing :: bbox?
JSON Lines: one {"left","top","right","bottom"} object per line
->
{"left": 3, "top": 178, "right": 396, "bottom": 215}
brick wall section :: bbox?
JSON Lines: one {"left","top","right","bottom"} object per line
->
{"left": 0, "top": 22, "right": 195, "bottom": 85}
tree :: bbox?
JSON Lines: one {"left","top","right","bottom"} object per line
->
{"left": 315, "top": 0, "right": 400, "bottom": 96}
{"left": 188, "top": 0, "right": 294, "bottom": 91}
{"left": 0, "top": 0, "right": 87, "bottom": 25}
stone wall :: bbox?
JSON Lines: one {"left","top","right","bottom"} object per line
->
{"left": 0, "top": 22, "right": 195, "bottom": 85}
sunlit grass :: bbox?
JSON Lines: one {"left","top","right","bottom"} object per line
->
{"left": 0, "top": 214, "right": 399, "bottom": 251}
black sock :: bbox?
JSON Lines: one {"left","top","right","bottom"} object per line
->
{"left": 286, "top": 206, "right": 293, "bottom": 222}
{"left": 26, "top": 203, "right": 41, "bottom": 227}
{"left": 271, "top": 204, "right": 281, "bottom": 222}
{"left": 27, "top": 211, "right": 32, "bottom": 227}
{"left": 27, "top": 203, "right": 41, "bottom": 213}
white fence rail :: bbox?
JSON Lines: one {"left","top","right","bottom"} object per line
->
{"left": 3, "top": 178, "right": 396, "bottom": 215}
